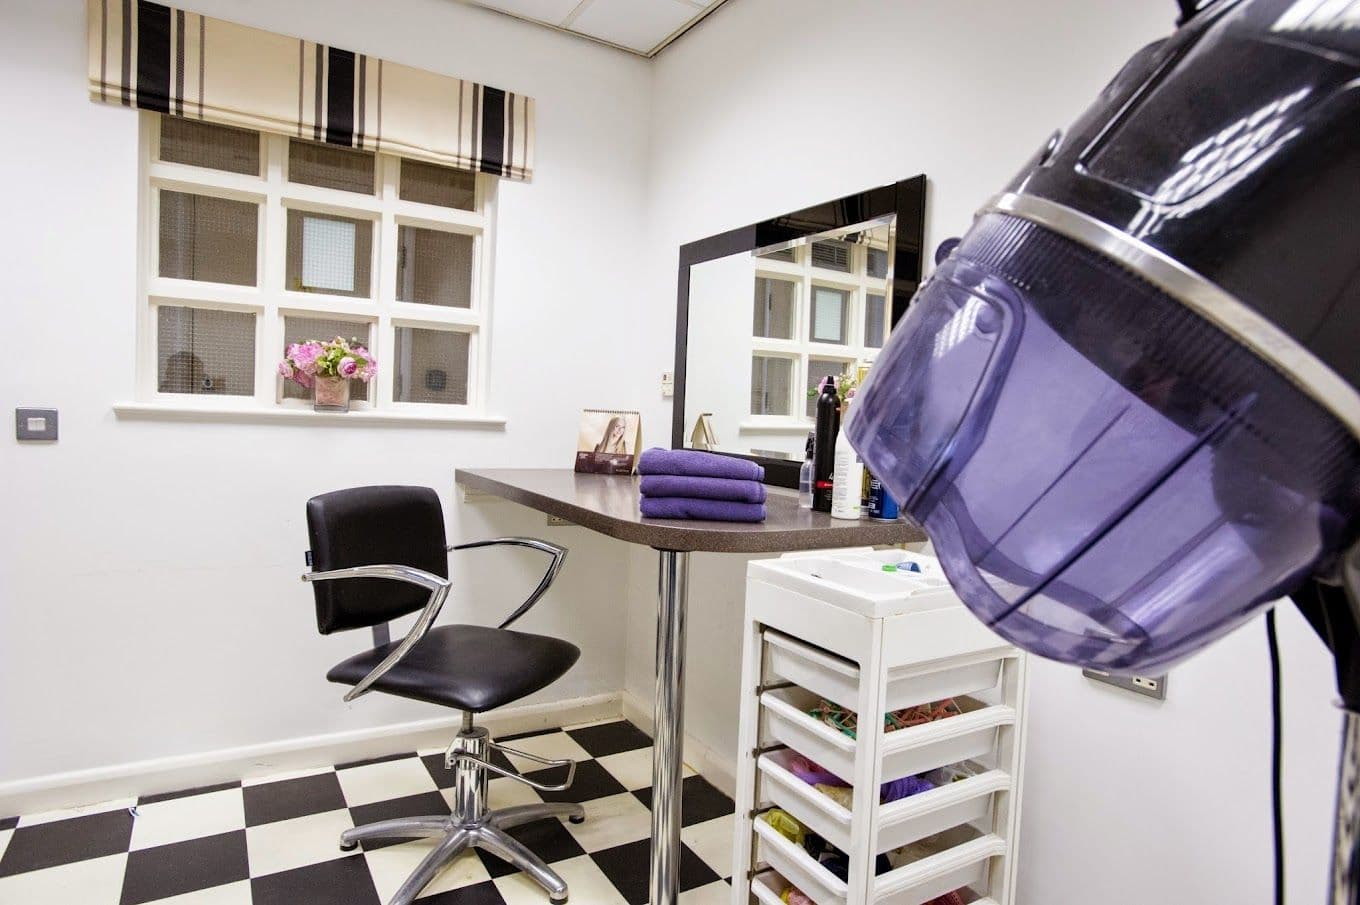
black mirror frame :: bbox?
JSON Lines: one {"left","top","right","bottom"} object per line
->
{"left": 670, "top": 175, "right": 928, "bottom": 487}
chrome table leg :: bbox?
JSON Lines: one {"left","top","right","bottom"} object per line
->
{"left": 649, "top": 549, "right": 690, "bottom": 905}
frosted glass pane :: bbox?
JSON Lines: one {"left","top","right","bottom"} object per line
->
{"left": 396, "top": 226, "right": 473, "bottom": 308}
{"left": 157, "top": 306, "right": 255, "bottom": 396}
{"left": 400, "top": 159, "right": 475, "bottom": 210}
{"left": 753, "top": 277, "right": 795, "bottom": 339}
{"left": 159, "top": 191, "right": 258, "bottom": 285}
{"left": 750, "top": 355, "right": 792, "bottom": 416}
{"left": 302, "top": 217, "right": 356, "bottom": 292}
{"left": 286, "top": 210, "right": 372, "bottom": 298}
{"left": 811, "top": 287, "right": 848, "bottom": 344}
{"left": 865, "top": 293, "right": 886, "bottom": 348}
{"left": 394, "top": 328, "right": 470, "bottom": 405}
{"left": 288, "top": 139, "right": 375, "bottom": 194}
{"left": 806, "top": 358, "right": 847, "bottom": 418}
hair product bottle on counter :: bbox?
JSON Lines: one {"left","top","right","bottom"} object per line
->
{"left": 831, "top": 396, "right": 864, "bottom": 520}
{"left": 812, "top": 377, "right": 840, "bottom": 512}
{"left": 798, "top": 431, "right": 815, "bottom": 509}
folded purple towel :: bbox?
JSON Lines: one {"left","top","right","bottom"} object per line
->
{"left": 639, "top": 497, "right": 767, "bottom": 522}
{"left": 638, "top": 448, "right": 765, "bottom": 482}
{"left": 640, "top": 474, "right": 766, "bottom": 503}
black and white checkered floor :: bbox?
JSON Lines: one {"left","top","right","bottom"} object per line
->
{"left": 0, "top": 719, "right": 735, "bottom": 905}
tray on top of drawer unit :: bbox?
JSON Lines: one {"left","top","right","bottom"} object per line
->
{"left": 748, "top": 556, "right": 956, "bottom": 620}
{"left": 756, "top": 748, "right": 1011, "bottom": 855}
{"left": 763, "top": 631, "right": 1006, "bottom": 715}
{"left": 760, "top": 686, "right": 1015, "bottom": 784}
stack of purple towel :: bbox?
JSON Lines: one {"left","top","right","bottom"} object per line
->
{"left": 638, "top": 448, "right": 767, "bottom": 522}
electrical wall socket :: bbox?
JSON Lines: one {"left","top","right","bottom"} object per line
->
{"left": 15, "top": 408, "right": 58, "bottom": 441}
{"left": 661, "top": 371, "right": 674, "bottom": 398}
{"left": 1083, "top": 668, "right": 1167, "bottom": 700}
{"left": 546, "top": 515, "right": 573, "bottom": 527}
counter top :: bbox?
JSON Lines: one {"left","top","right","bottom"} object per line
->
{"left": 454, "top": 468, "right": 925, "bottom": 553}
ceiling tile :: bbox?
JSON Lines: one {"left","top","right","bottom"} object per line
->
{"left": 569, "top": 0, "right": 698, "bottom": 54}
{"left": 469, "top": 0, "right": 584, "bottom": 27}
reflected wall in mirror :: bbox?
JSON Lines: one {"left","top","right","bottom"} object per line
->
{"left": 673, "top": 177, "right": 926, "bottom": 486}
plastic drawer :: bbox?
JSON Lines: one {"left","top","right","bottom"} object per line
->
{"left": 751, "top": 871, "right": 793, "bottom": 905}
{"left": 753, "top": 817, "right": 848, "bottom": 905}
{"left": 757, "top": 750, "right": 1010, "bottom": 856}
{"left": 764, "top": 630, "right": 1005, "bottom": 713}
{"left": 761, "top": 687, "right": 1015, "bottom": 783}
{"left": 872, "top": 835, "right": 1005, "bottom": 905}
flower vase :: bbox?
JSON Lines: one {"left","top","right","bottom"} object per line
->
{"left": 313, "top": 375, "right": 351, "bottom": 412}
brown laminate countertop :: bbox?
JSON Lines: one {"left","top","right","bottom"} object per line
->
{"left": 455, "top": 468, "right": 925, "bottom": 553}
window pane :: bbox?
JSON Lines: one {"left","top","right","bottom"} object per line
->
{"left": 756, "top": 246, "right": 795, "bottom": 263}
{"left": 281, "top": 317, "right": 372, "bottom": 401}
{"left": 750, "top": 355, "right": 792, "bottom": 416}
{"left": 159, "top": 116, "right": 259, "bottom": 175}
{"left": 396, "top": 226, "right": 473, "bottom": 308}
{"left": 810, "top": 239, "right": 851, "bottom": 272}
{"left": 810, "top": 286, "right": 849, "bottom": 344}
{"left": 159, "top": 191, "right": 258, "bottom": 285}
{"left": 288, "top": 140, "right": 375, "bottom": 194}
{"left": 753, "top": 277, "right": 796, "bottom": 339}
{"left": 394, "top": 327, "right": 470, "bottom": 404}
{"left": 866, "top": 247, "right": 889, "bottom": 280}
{"left": 806, "top": 358, "right": 848, "bottom": 418}
{"left": 399, "top": 159, "right": 476, "bottom": 210}
{"left": 157, "top": 306, "right": 255, "bottom": 396}
{"left": 286, "top": 210, "right": 373, "bottom": 297}
{"left": 865, "top": 293, "right": 886, "bottom": 348}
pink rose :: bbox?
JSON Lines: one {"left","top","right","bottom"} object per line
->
{"left": 290, "top": 342, "right": 324, "bottom": 375}
{"left": 338, "top": 356, "right": 358, "bottom": 378}
{"left": 277, "top": 360, "right": 293, "bottom": 379}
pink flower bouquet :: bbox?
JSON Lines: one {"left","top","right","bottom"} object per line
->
{"left": 278, "top": 336, "right": 378, "bottom": 389}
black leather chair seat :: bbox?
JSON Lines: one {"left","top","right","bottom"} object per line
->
{"left": 327, "top": 624, "right": 581, "bottom": 713}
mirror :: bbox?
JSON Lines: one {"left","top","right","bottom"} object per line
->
{"left": 672, "top": 177, "right": 927, "bottom": 486}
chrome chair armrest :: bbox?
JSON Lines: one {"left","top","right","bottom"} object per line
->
{"left": 302, "top": 564, "right": 452, "bottom": 702}
{"left": 447, "top": 537, "right": 568, "bottom": 629}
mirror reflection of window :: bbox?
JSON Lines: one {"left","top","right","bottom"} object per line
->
{"left": 867, "top": 247, "right": 889, "bottom": 280}
{"left": 753, "top": 277, "right": 796, "bottom": 339}
{"left": 806, "top": 358, "right": 849, "bottom": 418}
{"left": 866, "top": 293, "right": 887, "bottom": 349}
{"left": 810, "top": 239, "right": 852, "bottom": 272}
{"left": 751, "top": 355, "right": 793, "bottom": 415}
{"left": 810, "top": 286, "right": 849, "bottom": 344}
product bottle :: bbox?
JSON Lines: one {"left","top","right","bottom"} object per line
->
{"left": 798, "top": 432, "right": 815, "bottom": 509}
{"left": 812, "top": 377, "right": 840, "bottom": 512}
{"left": 831, "top": 397, "right": 864, "bottom": 520}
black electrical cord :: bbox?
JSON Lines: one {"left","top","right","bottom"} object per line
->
{"left": 1266, "top": 606, "right": 1285, "bottom": 905}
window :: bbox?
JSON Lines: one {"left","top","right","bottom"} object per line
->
{"left": 748, "top": 229, "right": 891, "bottom": 422}
{"left": 138, "top": 114, "right": 496, "bottom": 413}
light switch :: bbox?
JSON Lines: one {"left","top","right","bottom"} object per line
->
{"left": 16, "top": 408, "right": 58, "bottom": 441}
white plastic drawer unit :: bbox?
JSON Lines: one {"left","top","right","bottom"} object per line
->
{"left": 732, "top": 548, "right": 1029, "bottom": 905}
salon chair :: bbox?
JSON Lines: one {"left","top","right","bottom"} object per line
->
{"left": 303, "top": 485, "right": 585, "bottom": 905}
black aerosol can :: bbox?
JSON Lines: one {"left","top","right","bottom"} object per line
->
{"left": 812, "top": 376, "right": 840, "bottom": 512}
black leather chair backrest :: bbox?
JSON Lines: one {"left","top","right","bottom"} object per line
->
{"left": 306, "top": 485, "right": 449, "bottom": 634}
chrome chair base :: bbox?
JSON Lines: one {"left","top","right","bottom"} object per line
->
{"left": 339, "top": 721, "right": 584, "bottom": 905}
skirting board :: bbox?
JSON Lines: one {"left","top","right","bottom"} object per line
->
{"left": 0, "top": 693, "right": 621, "bottom": 818}
{"left": 621, "top": 690, "right": 737, "bottom": 800}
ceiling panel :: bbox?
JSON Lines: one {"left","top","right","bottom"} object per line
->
{"left": 462, "top": 0, "right": 726, "bottom": 57}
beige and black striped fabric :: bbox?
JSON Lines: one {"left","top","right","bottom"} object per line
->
{"left": 87, "top": 0, "right": 534, "bottom": 181}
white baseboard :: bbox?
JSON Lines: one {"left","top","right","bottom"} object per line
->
{"left": 621, "top": 690, "right": 736, "bottom": 799}
{"left": 0, "top": 693, "right": 621, "bottom": 818}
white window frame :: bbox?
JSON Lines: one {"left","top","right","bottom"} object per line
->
{"left": 132, "top": 112, "right": 499, "bottom": 422}
{"left": 744, "top": 226, "right": 892, "bottom": 431}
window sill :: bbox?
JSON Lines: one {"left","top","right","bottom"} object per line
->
{"left": 113, "top": 401, "right": 507, "bottom": 430}
{"left": 739, "top": 420, "right": 814, "bottom": 434}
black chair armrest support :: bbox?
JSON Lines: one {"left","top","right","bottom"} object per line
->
{"left": 302, "top": 564, "right": 451, "bottom": 702}
{"left": 447, "top": 538, "right": 568, "bottom": 630}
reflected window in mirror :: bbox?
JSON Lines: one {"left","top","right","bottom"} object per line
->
{"left": 810, "top": 286, "right": 849, "bottom": 344}
{"left": 751, "top": 354, "right": 794, "bottom": 416}
{"left": 867, "top": 247, "right": 889, "bottom": 280}
{"left": 865, "top": 293, "right": 887, "bottom": 349}
{"left": 810, "top": 239, "right": 852, "bottom": 273}
{"left": 806, "top": 357, "right": 850, "bottom": 418}
{"left": 753, "top": 277, "right": 797, "bottom": 339}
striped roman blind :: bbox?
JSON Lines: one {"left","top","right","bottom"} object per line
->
{"left": 87, "top": 0, "right": 535, "bottom": 181}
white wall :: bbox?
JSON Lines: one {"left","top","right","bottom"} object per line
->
{"left": 630, "top": 2, "right": 1342, "bottom": 903}
{"left": 0, "top": 0, "right": 652, "bottom": 788}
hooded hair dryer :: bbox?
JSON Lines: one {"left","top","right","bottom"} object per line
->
{"left": 848, "top": 1, "right": 1360, "bottom": 898}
